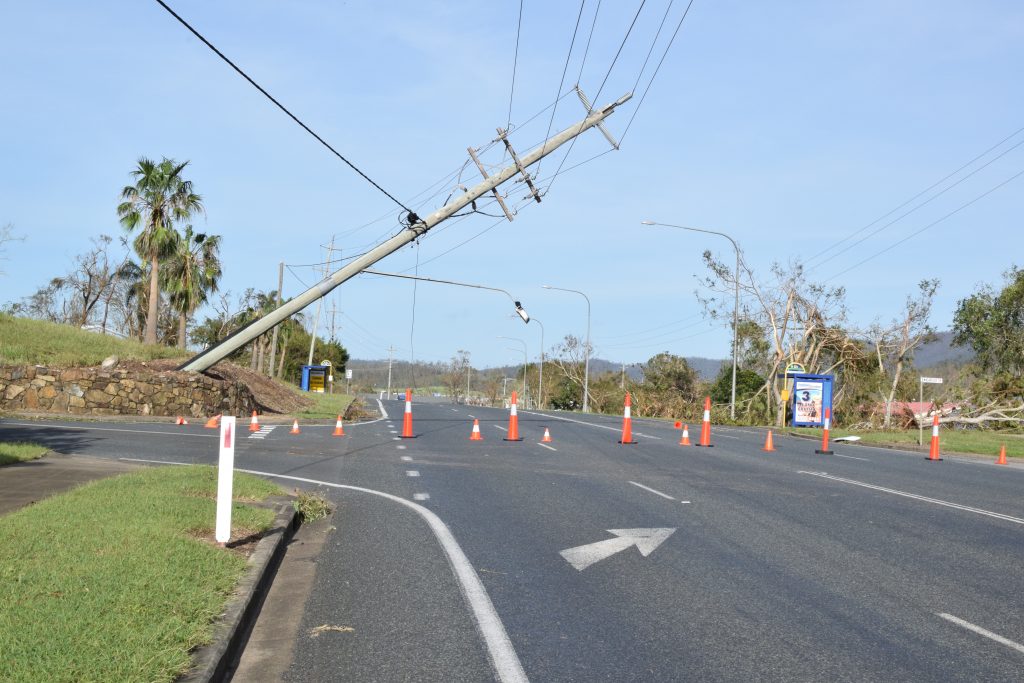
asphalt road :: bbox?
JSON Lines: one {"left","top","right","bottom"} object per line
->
{"left": 3, "top": 400, "right": 1023, "bottom": 681}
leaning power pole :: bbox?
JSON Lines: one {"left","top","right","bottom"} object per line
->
{"left": 179, "top": 91, "right": 632, "bottom": 372}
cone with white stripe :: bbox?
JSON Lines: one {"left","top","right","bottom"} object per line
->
{"left": 618, "top": 392, "right": 637, "bottom": 444}
{"left": 925, "top": 413, "right": 941, "bottom": 461}
{"left": 504, "top": 391, "right": 523, "bottom": 441}
{"left": 815, "top": 407, "right": 834, "bottom": 455}
{"left": 469, "top": 418, "right": 483, "bottom": 441}
{"left": 696, "top": 397, "right": 713, "bottom": 447}
{"left": 542, "top": 427, "right": 553, "bottom": 443}
{"left": 290, "top": 419, "right": 301, "bottom": 435}
{"left": 249, "top": 410, "right": 260, "bottom": 432}
{"left": 401, "top": 388, "right": 415, "bottom": 438}
{"left": 679, "top": 424, "right": 691, "bottom": 446}
{"left": 333, "top": 415, "right": 346, "bottom": 437}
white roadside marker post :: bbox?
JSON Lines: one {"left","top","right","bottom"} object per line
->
{"left": 215, "top": 416, "right": 237, "bottom": 545}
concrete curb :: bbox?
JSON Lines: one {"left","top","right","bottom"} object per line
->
{"left": 179, "top": 497, "right": 300, "bottom": 683}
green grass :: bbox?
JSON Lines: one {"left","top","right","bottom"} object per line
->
{"left": 0, "top": 465, "right": 281, "bottom": 682}
{"left": 790, "top": 427, "right": 1024, "bottom": 458}
{"left": 0, "top": 441, "right": 48, "bottom": 466}
{"left": 0, "top": 314, "right": 188, "bottom": 367}
{"left": 294, "top": 392, "right": 356, "bottom": 420}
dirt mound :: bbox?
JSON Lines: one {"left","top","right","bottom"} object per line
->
{"left": 120, "top": 359, "right": 314, "bottom": 415}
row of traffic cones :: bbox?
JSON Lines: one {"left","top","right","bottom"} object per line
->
{"left": 468, "top": 416, "right": 553, "bottom": 442}
{"left": 192, "top": 411, "right": 346, "bottom": 436}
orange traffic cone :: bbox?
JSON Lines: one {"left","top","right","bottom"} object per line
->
{"left": 205, "top": 414, "right": 221, "bottom": 429}
{"left": 996, "top": 444, "right": 1007, "bottom": 465}
{"left": 816, "top": 408, "right": 834, "bottom": 455}
{"left": 333, "top": 415, "right": 346, "bottom": 437}
{"left": 401, "top": 389, "right": 415, "bottom": 438}
{"left": 469, "top": 419, "right": 484, "bottom": 441}
{"left": 762, "top": 430, "right": 776, "bottom": 452}
{"left": 176, "top": 416, "right": 187, "bottom": 426}
{"left": 697, "top": 397, "right": 713, "bottom": 447}
{"left": 504, "top": 391, "right": 523, "bottom": 441}
{"left": 679, "top": 424, "right": 692, "bottom": 446}
{"left": 618, "top": 392, "right": 637, "bottom": 444}
{"left": 674, "top": 420, "right": 682, "bottom": 429}
{"left": 542, "top": 427, "right": 553, "bottom": 443}
{"left": 290, "top": 419, "right": 301, "bottom": 435}
{"left": 925, "top": 413, "right": 941, "bottom": 461}
{"left": 249, "top": 410, "right": 260, "bottom": 432}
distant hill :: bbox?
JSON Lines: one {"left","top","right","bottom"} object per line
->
{"left": 913, "top": 331, "right": 974, "bottom": 370}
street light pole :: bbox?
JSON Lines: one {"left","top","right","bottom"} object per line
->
{"left": 498, "top": 336, "right": 529, "bottom": 407}
{"left": 542, "top": 285, "right": 591, "bottom": 412}
{"left": 533, "top": 317, "right": 545, "bottom": 409}
{"left": 641, "top": 220, "right": 741, "bottom": 420}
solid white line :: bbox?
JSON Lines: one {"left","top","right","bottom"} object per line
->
{"left": 376, "top": 398, "right": 389, "bottom": 419}
{"left": 937, "top": 613, "right": 1024, "bottom": 654}
{"left": 833, "top": 453, "right": 870, "bottom": 461}
{"left": 629, "top": 481, "right": 675, "bottom": 501}
{"left": 121, "top": 457, "right": 193, "bottom": 466}
{"left": 406, "top": 470, "right": 420, "bottom": 477}
{"left": 414, "top": 493, "right": 430, "bottom": 501}
{"left": 232, "top": 468, "right": 529, "bottom": 683}
{"left": 3, "top": 422, "right": 215, "bottom": 438}
{"left": 537, "top": 443, "right": 557, "bottom": 452}
{"left": 517, "top": 411, "right": 662, "bottom": 440}
{"left": 799, "top": 471, "right": 1024, "bottom": 525}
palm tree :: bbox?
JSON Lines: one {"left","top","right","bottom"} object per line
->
{"left": 117, "top": 157, "right": 204, "bottom": 344}
{"left": 162, "top": 225, "right": 222, "bottom": 348}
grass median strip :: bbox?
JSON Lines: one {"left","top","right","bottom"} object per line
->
{"left": 0, "top": 441, "right": 48, "bottom": 466}
{"left": 791, "top": 427, "right": 1023, "bottom": 458}
{"left": 0, "top": 465, "right": 281, "bottom": 683}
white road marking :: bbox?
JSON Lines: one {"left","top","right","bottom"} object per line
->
{"left": 406, "top": 470, "right": 420, "bottom": 477}
{"left": 517, "top": 411, "right": 662, "bottom": 439}
{"left": 451, "top": 408, "right": 459, "bottom": 412}
{"left": 494, "top": 425, "right": 507, "bottom": 432}
{"left": 937, "top": 613, "right": 1024, "bottom": 654}
{"left": 468, "top": 414, "right": 476, "bottom": 419}
{"left": 537, "top": 443, "right": 557, "bottom": 452}
{"left": 231, "top": 469, "right": 529, "bottom": 683}
{"left": 680, "top": 501, "right": 692, "bottom": 504}
{"left": 560, "top": 528, "right": 676, "bottom": 571}
{"left": 3, "top": 422, "right": 215, "bottom": 438}
{"left": 413, "top": 493, "right": 430, "bottom": 501}
{"left": 799, "top": 471, "right": 1024, "bottom": 525}
{"left": 628, "top": 481, "right": 675, "bottom": 501}
{"left": 401, "top": 456, "right": 413, "bottom": 461}
{"left": 396, "top": 445, "right": 407, "bottom": 450}
{"left": 833, "top": 453, "right": 870, "bottom": 461}
{"left": 248, "top": 425, "right": 277, "bottom": 440}
{"left": 121, "top": 457, "right": 193, "bottom": 465}
{"left": 392, "top": 437, "right": 401, "bottom": 441}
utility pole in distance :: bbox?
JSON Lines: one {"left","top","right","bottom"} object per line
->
{"left": 178, "top": 91, "right": 633, "bottom": 373}
{"left": 386, "top": 345, "right": 395, "bottom": 399}
{"left": 268, "top": 261, "right": 284, "bottom": 377}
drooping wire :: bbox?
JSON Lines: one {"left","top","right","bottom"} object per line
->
{"left": 619, "top": 0, "right": 696, "bottom": 144}
{"left": 536, "top": 1, "right": 588, "bottom": 179}
{"left": 823, "top": 167, "right": 1024, "bottom": 283}
{"left": 507, "top": 0, "right": 525, "bottom": 131}
{"left": 152, "top": 0, "right": 414, "bottom": 215}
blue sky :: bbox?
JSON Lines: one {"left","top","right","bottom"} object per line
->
{"left": 2, "top": 1, "right": 1022, "bottom": 370}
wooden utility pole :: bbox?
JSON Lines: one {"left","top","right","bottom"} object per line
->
{"left": 180, "top": 91, "right": 632, "bottom": 373}
{"left": 268, "top": 261, "right": 284, "bottom": 377}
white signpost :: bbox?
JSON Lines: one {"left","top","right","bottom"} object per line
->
{"left": 215, "top": 416, "right": 237, "bottom": 544}
{"left": 918, "top": 377, "right": 943, "bottom": 446}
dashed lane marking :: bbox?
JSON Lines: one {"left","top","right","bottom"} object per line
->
{"left": 414, "top": 493, "right": 431, "bottom": 501}
{"left": 537, "top": 443, "right": 557, "bottom": 452}
{"left": 629, "top": 481, "right": 675, "bottom": 501}
{"left": 937, "top": 613, "right": 1024, "bottom": 654}
{"left": 517, "top": 411, "right": 662, "bottom": 440}
{"left": 833, "top": 453, "right": 870, "bottom": 461}
{"left": 401, "top": 456, "right": 413, "bottom": 461}
{"left": 406, "top": 470, "right": 420, "bottom": 477}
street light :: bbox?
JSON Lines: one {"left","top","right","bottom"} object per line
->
{"left": 542, "top": 284, "right": 591, "bottom": 412}
{"left": 362, "top": 269, "right": 531, "bottom": 323}
{"left": 532, "top": 317, "right": 545, "bottom": 409}
{"left": 498, "top": 336, "right": 528, "bottom": 405}
{"left": 641, "top": 220, "right": 741, "bottom": 420}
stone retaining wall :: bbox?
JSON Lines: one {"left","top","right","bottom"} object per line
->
{"left": 0, "top": 365, "right": 257, "bottom": 417}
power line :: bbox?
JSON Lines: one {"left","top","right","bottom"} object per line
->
{"left": 507, "top": 0, "right": 525, "bottom": 131}
{"left": 577, "top": 0, "right": 603, "bottom": 85}
{"left": 824, "top": 166, "right": 1024, "bottom": 283}
{"left": 536, "top": 0, "right": 588, "bottom": 178}
{"left": 632, "top": 0, "right": 676, "bottom": 92}
{"left": 804, "top": 123, "right": 1024, "bottom": 267}
{"left": 152, "top": 0, "right": 413, "bottom": 215}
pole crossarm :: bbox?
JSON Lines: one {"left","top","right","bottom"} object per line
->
{"left": 178, "top": 92, "right": 633, "bottom": 372}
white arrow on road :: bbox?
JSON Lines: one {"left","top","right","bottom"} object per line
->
{"left": 560, "top": 528, "right": 676, "bottom": 571}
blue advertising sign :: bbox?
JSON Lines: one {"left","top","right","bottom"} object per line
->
{"left": 789, "top": 373, "right": 834, "bottom": 427}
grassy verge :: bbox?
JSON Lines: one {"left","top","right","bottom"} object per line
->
{"left": 0, "top": 465, "right": 281, "bottom": 682}
{"left": 0, "top": 442, "right": 48, "bottom": 466}
{"left": 0, "top": 314, "right": 189, "bottom": 367}
{"left": 295, "top": 392, "right": 356, "bottom": 420}
{"left": 790, "top": 427, "right": 1024, "bottom": 458}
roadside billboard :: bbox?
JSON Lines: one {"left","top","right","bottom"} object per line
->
{"left": 789, "top": 373, "right": 834, "bottom": 428}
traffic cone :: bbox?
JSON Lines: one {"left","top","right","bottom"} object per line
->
{"left": 290, "top": 419, "right": 301, "bottom": 435}
{"left": 175, "top": 416, "right": 187, "bottom": 426}
{"left": 618, "top": 392, "right": 637, "bottom": 444}
{"left": 542, "top": 427, "right": 553, "bottom": 443}
{"left": 925, "top": 413, "right": 941, "bottom": 461}
{"left": 205, "top": 414, "right": 221, "bottom": 429}
{"left": 401, "top": 389, "right": 415, "bottom": 438}
{"left": 996, "top": 445, "right": 1007, "bottom": 465}
{"left": 679, "top": 424, "right": 691, "bottom": 446}
{"left": 697, "top": 397, "right": 713, "bottom": 447}
{"left": 504, "top": 391, "right": 523, "bottom": 441}
{"left": 469, "top": 419, "right": 483, "bottom": 441}
{"left": 249, "top": 410, "right": 260, "bottom": 432}
{"left": 674, "top": 420, "right": 682, "bottom": 429}
{"left": 762, "top": 430, "right": 776, "bottom": 452}
{"left": 816, "top": 408, "right": 834, "bottom": 455}
{"left": 333, "top": 415, "right": 346, "bottom": 437}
